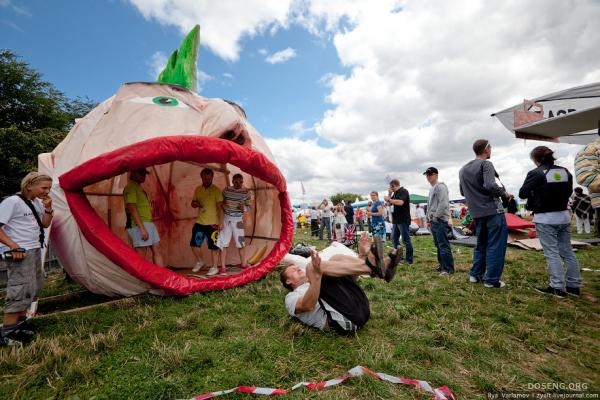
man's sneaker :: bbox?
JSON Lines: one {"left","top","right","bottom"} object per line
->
{"left": 565, "top": 287, "right": 581, "bottom": 297}
{"left": 192, "top": 261, "right": 204, "bottom": 273}
{"left": 469, "top": 275, "right": 482, "bottom": 284}
{"left": 484, "top": 281, "right": 507, "bottom": 289}
{"left": 7, "top": 329, "right": 35, "bottom": 343}
{"left": 384, "top": 250, "right": 402, "bottom": 283}
{"left": 436, "top": 265, "right": 442, "bottom": 272}
{"left": 366, "top": 236, "right": 387, "bottom": 279}
{"left": 0, "top": 335, "right": 23, "bottom": 347}
{"left": 535, "top": 286, "right": 567, "bottom": 298}
{"left": 218, "top": 267, "right": 228, "bottom": 276}
{"left": 439, "top": 271, "right": 451, "bottom": 276}
{"left": 206, "top": 266, "right": 219, "bottom": 276}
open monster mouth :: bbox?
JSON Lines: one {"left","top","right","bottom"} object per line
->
{"left": 58, "top": 135, "right": 293, "bottom": 296}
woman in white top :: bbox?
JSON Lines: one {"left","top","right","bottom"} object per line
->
{"left": 333, "top": 204, "right": 347, "bottom": 242}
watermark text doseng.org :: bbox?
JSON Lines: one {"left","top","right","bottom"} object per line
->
{"left": 527, "top": 383, "right": 589, "bottom": 391}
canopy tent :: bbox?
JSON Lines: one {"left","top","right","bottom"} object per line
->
{"left": 492, "top": 82, "right": 600, "bottom": 144}
{"left": 352, "top": 194, "right": 428, "bottom": 208}
{"left": 38, "top": 26, "right": 293, "bottom": 297}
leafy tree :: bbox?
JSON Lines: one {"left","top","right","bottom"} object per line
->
{"left": 330, "top": 192, "right": 366, "bottom": 205}
{"left": 0, "top": 49, "right": 96, "bottom": 197}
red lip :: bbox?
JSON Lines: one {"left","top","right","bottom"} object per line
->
{"left": 59, "top": 135, "right": 293, "bottom": 296}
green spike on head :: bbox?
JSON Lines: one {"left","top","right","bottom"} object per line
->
{"left": 157, "top": 25, "right": 200, "bottom": 91}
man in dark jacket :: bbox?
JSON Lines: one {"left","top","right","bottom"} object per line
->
{"left": 459, "top": 139, "right": 512, "bottom": 288}
{"left": 519, "top": 146, "right": 582, "bottom": 298}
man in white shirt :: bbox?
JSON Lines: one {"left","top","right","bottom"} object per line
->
{"left": 280, "top": 235, "right": 401, "bottom": 334}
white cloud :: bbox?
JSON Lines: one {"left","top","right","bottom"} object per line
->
{"left": 197, "top": 69, "right": 214, "bottom": 86}
{"left": 288, "top": 120, "right": 314, "bottom": 137}
{"left": 265, "top": 47, "right": 297, "bottom": 64}
{"left": 130, "top": 0, "right": 600, "bottom": 203}
{"left": 258, "top": 48, "right": 268, "bottom": 56}
{"left": 279, "top": 0, "right": 600, "bottom": 202}
{"left": 148, "top": 51, "right": 167, "bottom": 79}
{"left": 222, "top": 72, "right": 234, "bottom": 79}
{"left": 0, "top": 0, "right": 30, "bottom": 16}
{"left": 128, "top": 0, "right": 292, "bottom": 61}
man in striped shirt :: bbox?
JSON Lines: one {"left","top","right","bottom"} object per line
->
{"left": 217, "top": 173, "right": 252, "bottom": 271}
{"left": 574, "top": 126, "right": 600, "bottom": 237}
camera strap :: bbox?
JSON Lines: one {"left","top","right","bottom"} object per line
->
{"left": 17, "top": 194, "right": 45, "bottom": 248}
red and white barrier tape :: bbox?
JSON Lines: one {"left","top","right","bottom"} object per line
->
{"left": 189, "top": 365, "right": 455, "bottom": 400}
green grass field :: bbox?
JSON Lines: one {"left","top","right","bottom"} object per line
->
{"left": 1, "top": 228, "right": 599, "bottom": 399}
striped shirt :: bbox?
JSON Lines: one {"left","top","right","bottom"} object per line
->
{"left": 222, "top": 186, "right": 251, "bottom": 218}
{"left": 574, "top": 138, "right": 600, "bottom": 208}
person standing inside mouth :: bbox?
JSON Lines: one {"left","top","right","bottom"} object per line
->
{"left": 190, "top": 168, "right": 223, "bottom": 276}
{"left": 123, "top": 168, "right": 164, "bottom": 266}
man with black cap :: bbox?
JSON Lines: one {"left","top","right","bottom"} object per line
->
{"left": 383, "top": 179, "right": 413, "bottom": 264}
{"left": 123, "top": 168, "right": 164, "bottom": 265}
{"left": 574, "top": 124, "right": 600, "bottom": 237}
{"left": 424, "top": 167, "right": 454, "bottom": 275}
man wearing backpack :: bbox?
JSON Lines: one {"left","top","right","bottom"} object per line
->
{"left": 519, "top": 146, "right": 582, "bottom": 298}
{"left": 0, "top": 172, "right": 54, "bottom": 346}
{"left": 280, "top": 235, "right": 401, "bottom": 335}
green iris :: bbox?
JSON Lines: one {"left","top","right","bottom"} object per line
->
{"left": 152, "top": 96, "right": 179, "bottom": 106}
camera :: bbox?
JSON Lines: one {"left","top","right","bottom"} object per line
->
{"left": 0, "top": 248, "right": 26, "bottom": 260}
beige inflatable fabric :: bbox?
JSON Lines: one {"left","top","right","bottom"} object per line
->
{"left": 39, "top": 82, "right": 283, "bottom": 296}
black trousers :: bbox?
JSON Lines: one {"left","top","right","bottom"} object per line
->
{"left": 310, "top": 219, "right": 319, "bottom": 236}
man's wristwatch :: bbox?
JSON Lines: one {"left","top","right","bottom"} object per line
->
{"left": 44, "top": 209, "right": 54, "bottom": 215}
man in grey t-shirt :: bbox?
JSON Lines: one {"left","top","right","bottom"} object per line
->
{"left": 459, "top": 139, "right": 512, "bottom": 289}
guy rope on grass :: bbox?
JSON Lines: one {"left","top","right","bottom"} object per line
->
{"left": 187, "top": 365, "right": 455, "bottom": 399}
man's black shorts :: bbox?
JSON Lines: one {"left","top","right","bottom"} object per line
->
{"left": 190, "top": 223, "right": 219, "bottom": 250}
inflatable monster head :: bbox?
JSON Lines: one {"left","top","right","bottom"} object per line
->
{"left": 38, "top": 26, "right": 293, "bottom": 296}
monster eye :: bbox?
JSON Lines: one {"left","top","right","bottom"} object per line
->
{"left": 153, "top": 96, "right": 179, "bottom": 106}
{"left": 128, "top": 96, "right": 189, "bottom": 108}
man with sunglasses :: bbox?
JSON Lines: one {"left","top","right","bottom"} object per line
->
{"left": 459, "top": 139, "right": 512, "bottom": 288}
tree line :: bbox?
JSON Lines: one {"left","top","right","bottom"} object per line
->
{"left": 0, "top": 49, "right": 96, "bottom": 197}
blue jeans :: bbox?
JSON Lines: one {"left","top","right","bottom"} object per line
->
{"left": 536, "top": 223, "right": 582, "bottom": 290}
{"left": 431, "top": 221, "right": 454, "bottom": 273}
{"left": 319, "top": 217, "right": 332, "bottom": 240}
{"left": 392, "top": 222, "right": 413, "bottom": 263}
{"left": 357, "top": 219, "right": 364, "bottom": 231}
{"left": 470, "top": 213, "right": 508, "bottom": 284}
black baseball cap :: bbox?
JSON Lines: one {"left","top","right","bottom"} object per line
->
{"left": 423, "top": 167, "right": 438, "bottom": 176}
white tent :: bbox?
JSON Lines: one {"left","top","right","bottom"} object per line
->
{"left": 492, "top": 82, "right": 600, "bottom": 144}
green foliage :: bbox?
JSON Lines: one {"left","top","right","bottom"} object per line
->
{"left": 0, "top": 126, "right": 66, "bottom": 197}
{"left": 0, "top": 49, "right": 96, "bottom": 197}
{"left": 157, "top": 25, "right": 200, "bottom": 91}
{"left": 330, "top": 192, "right": 365, "bottom": 205}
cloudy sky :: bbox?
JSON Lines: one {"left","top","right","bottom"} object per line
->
{"left": 3, "top": 0, "right": 600, "bottom": 203}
